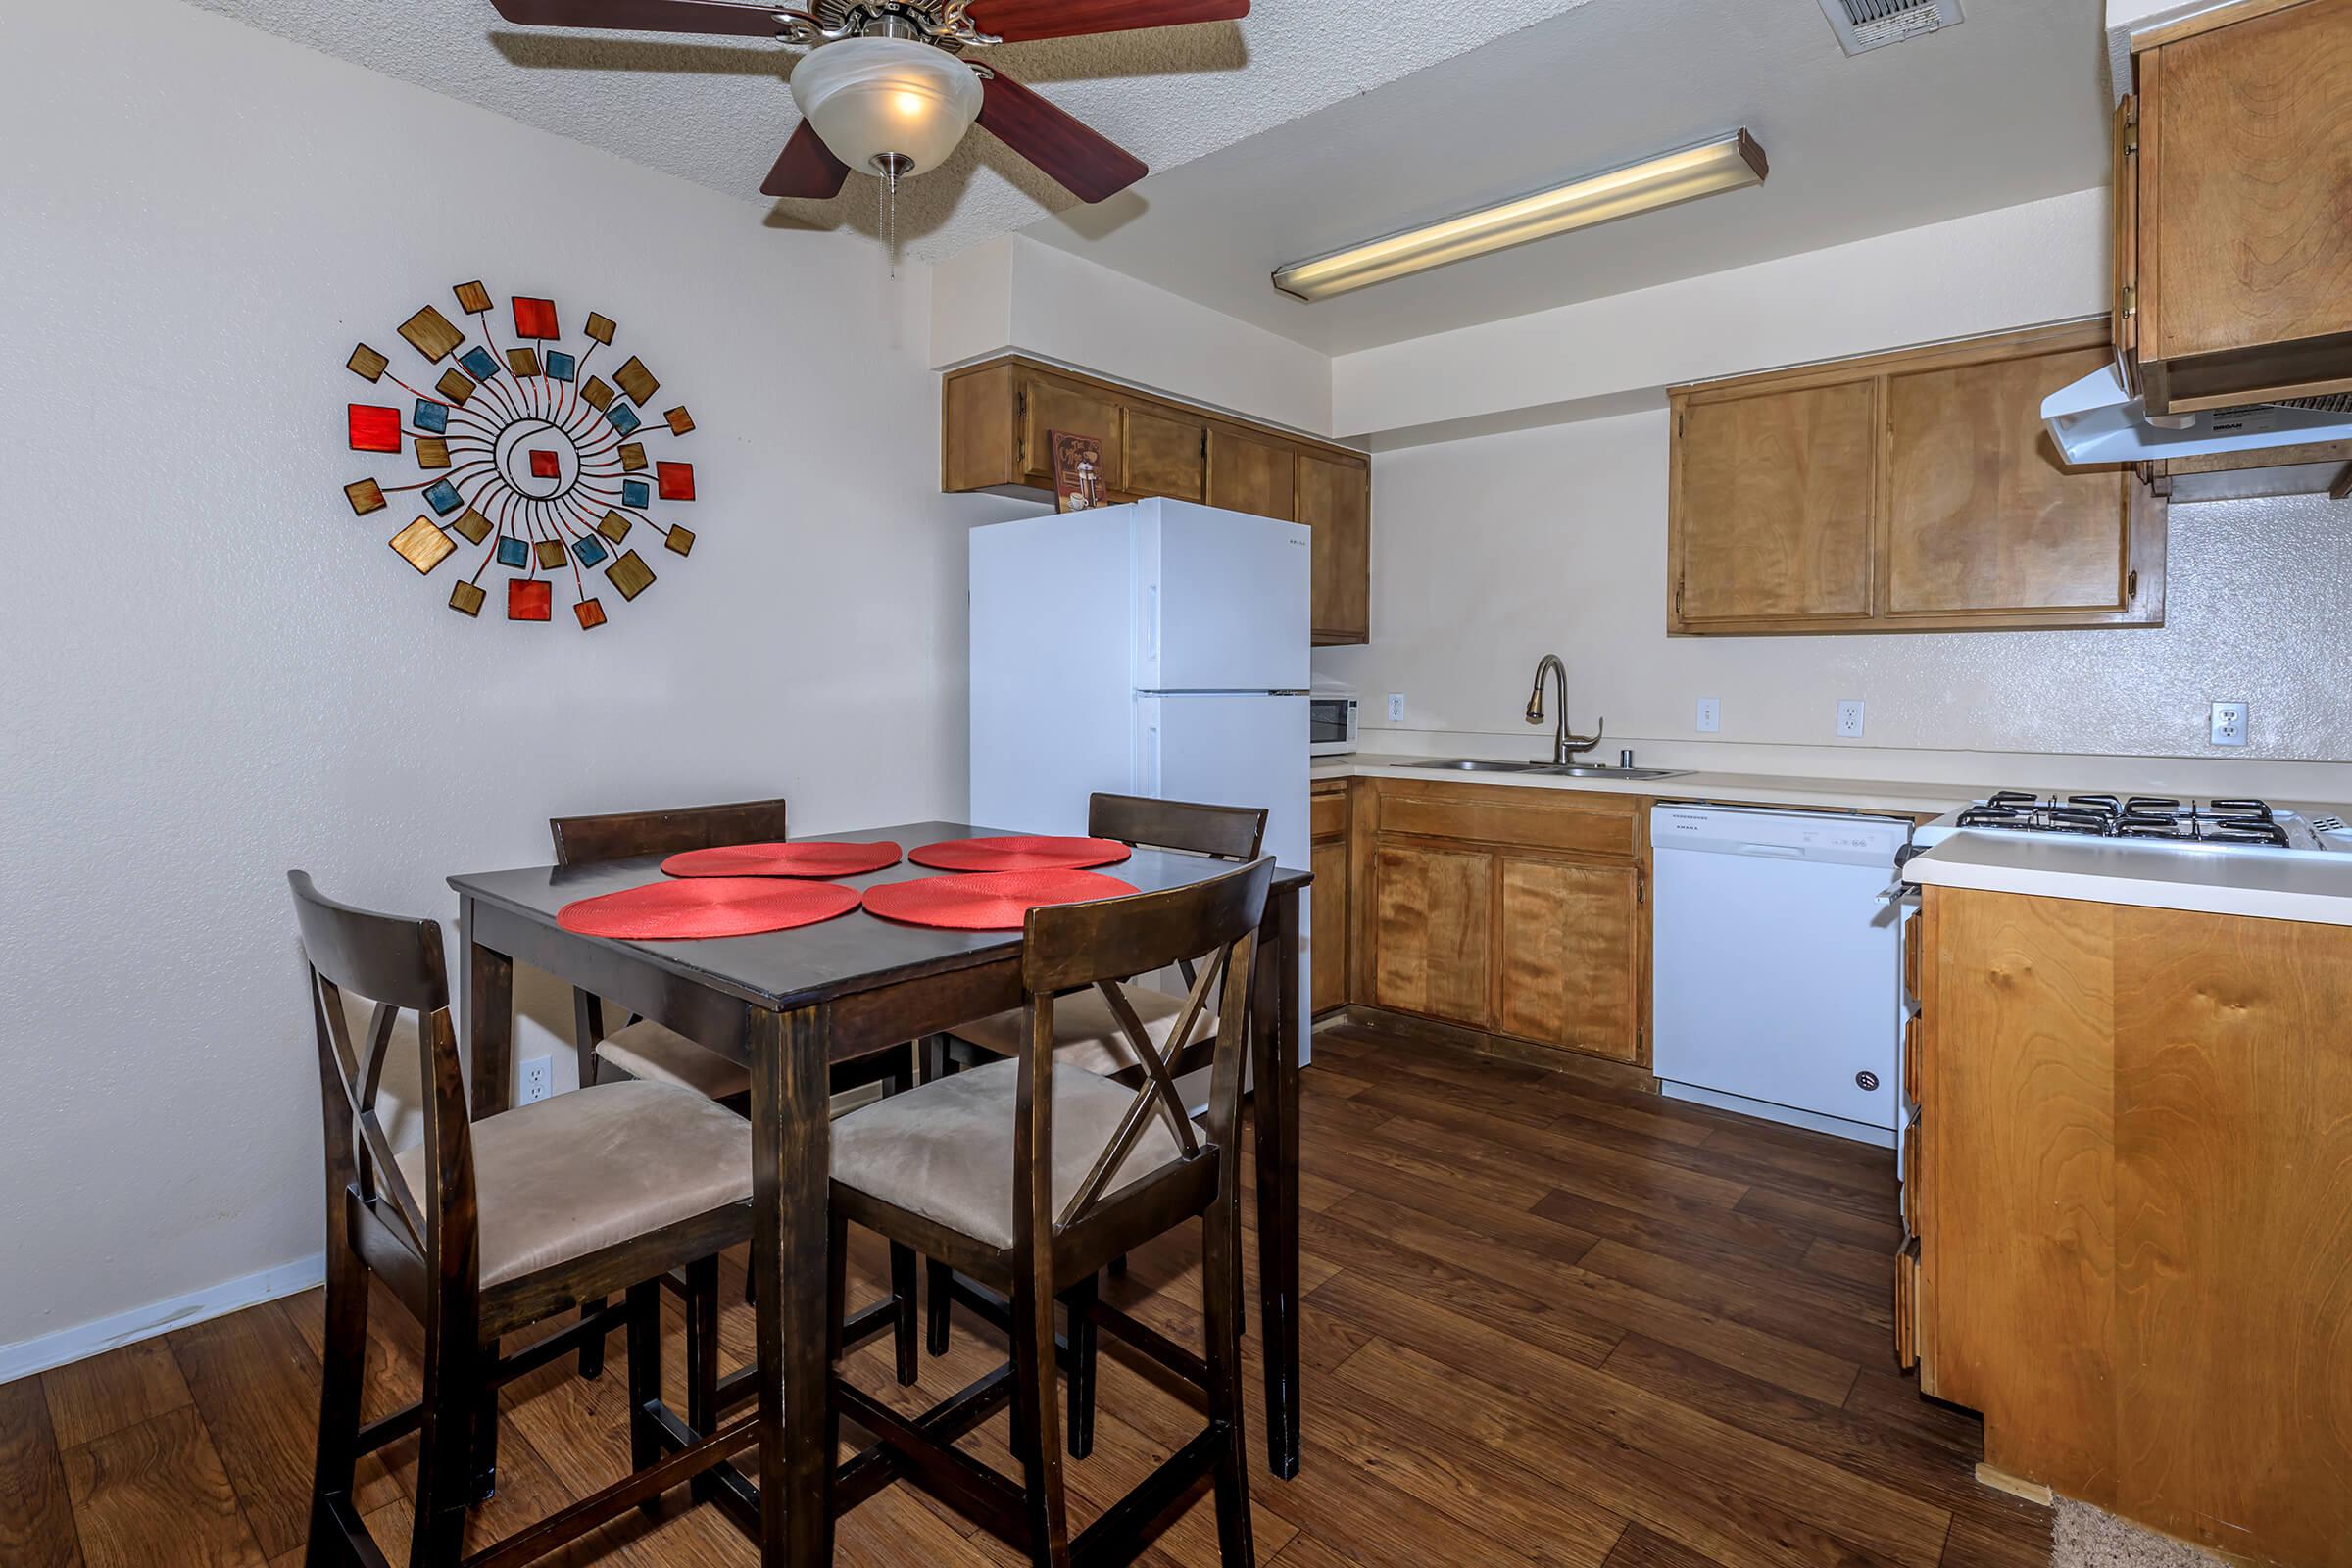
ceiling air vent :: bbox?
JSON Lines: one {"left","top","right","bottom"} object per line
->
{"left": 1817, "top": 0, "right": 1964, "bottom": 55}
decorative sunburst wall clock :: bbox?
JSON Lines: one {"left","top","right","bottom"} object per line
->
{"left": 341, "top": 281, "right": 698, "bottom": 628}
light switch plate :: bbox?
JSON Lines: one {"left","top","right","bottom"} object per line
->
{"left": 1387, "top": 693, "right": 1405, "bottom": 722}
{"left": 1837, "top": 700, "right": 1866, "bottom": 739}
{"left": 1695, "top": 698, "right": 1721, "bottom": 733}
{"left": 2210, "top": 701, "right": 2248, "bottom": 747}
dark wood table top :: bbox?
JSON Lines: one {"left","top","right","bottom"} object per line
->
{"left": 450, "top": 819, "right": 1308, "bottom": 1013}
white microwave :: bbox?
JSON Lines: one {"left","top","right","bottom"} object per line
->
{"left": 1308, "top": 693, "right": 1359, "bottom": 756}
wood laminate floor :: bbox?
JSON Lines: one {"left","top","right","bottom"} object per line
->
{"left": 1, "top": 1020, "right": 2049, "bottom": 1567}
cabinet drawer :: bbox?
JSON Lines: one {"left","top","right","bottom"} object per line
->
{"left": 1902, "top": 1117, "right": 1920, "bottom": 1236}
{"left": 1905, "top": 909, "right": 1923, "bottom": 1002}
{"left": 1902, "top": 1013, "right": 1921, "bottom": 1107}
{"left": 1311, "top": 789, "right": 1348, "bottom": 842}
{"left": 1378, "top": 791, "right": 1636, "bottom": 859}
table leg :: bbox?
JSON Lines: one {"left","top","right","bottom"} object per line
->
{"left": 750, "top": 1006, "right": 834, "bottom": 1566}
{"left": 460, "top": 895, "right": 514, "bottom": 1119}
{"left": 1251, "top": 885, "right": 1303, "bottom": 1480}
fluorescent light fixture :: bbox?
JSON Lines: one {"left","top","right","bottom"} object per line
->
{"left": 1271, "top": 131, "right": 1770, "bottom": 302}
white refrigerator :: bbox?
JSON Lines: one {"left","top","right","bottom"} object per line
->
{"left": 969, "top": 498, "right": 1311, "bottom": 1044}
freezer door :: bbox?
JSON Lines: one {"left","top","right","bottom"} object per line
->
{"left": 1134, "top": 499, "right": 1311, "bottom": 694}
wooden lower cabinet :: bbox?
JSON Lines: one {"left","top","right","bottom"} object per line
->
{"left": 1495, "top": 857, "right": 1642, "bottom": 1063}
{"left": 1348, "top": 779, "right": 1649, "bottom": 1068}
{"left": 1369, "top": 841, "right": 1493, "bottom": 1028}
{"left": 1310, "top": 780, "right": 1351, "bottom": 1017}
{"left": 1912, "top": 885, "right": 2352, "bottom": 1567}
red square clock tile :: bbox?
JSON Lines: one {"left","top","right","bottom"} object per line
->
{"left": 507, "top": 578, "right": 552, "bottom": 621}
{"left": 528, "top": 449, "right": 560, "bottom": 479}
{"left": 512, "top": 296, "right": 560, "bottom": 339}
{"left": 655, "top": 461, "right": 696, "bottom": 502}
{"left": 347, "top": 404, "right": 402, "bottom": 453}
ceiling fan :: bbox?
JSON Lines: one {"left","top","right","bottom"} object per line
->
{"left": 488, "top": 0, "right": 1250, "bottom": 205}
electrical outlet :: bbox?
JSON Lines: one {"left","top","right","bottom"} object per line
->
{"left": 1837, "top": 700, "right": 1866, "bottom": 740}
{"left": 1386, "top": 693, "right": 1405, "bottom": 722}
{"left": 2210, "top": 701, "right": 2248, "bottom": 747}
{"left": 1695, "top": 698, "right": 1721, "bottom": 733}
{"left": 519, "top": 1054, "right": 554, "bottom": 1104}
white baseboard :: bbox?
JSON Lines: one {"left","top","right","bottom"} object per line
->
{"left": 0, "top": 1253, "right": 326, "bottom": 1385}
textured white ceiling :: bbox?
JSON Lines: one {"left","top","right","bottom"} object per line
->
{"left": 186, "top": 0, "right": 1605, "bottom": 263}
{"left": 1025, "top": 0, "right": 2115, "bottom": 352}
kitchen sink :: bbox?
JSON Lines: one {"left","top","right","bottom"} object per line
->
{"left": 1402, "top": 759, "right": 1691, "bottom": 780}
{"left": 1536, "top": 764, "right": 1691, "bottom": 781}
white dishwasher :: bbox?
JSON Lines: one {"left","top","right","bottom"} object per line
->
{"left": 1649, "top": 805, "right": 1910, "bottom": 1147}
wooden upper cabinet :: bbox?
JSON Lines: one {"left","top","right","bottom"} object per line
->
{"left": 1121, "top": 405, "right": 1205, "bottom": 502}
{"left": 1297, "top": 452, "right": 1371, "bottom": 643}
{"left": 2128, "top": 0, "right": 2352, "bottom": 412}
{"left": 1674, "top": 381, "right": 1878, "bottom": 624}
{"left": 940, "top": 355, "right": 1371, "bottom": 645}
{"left": 1019, "top": 376, "right": 1122, "bottom": 490}
{"left": 1885, "top": 345, "right": 2138, "bottom": 616}
{"left": 1669, "top": 320, "right": 2167, "bottom": 636}
{"left": 1206, "top": 426, "right": 1297, "bottom": 521}
{"left": 1494, "top": 857, "right": 1642, "bottom": 1063}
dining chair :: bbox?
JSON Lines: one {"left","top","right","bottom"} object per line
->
{"left": 550, "top": 796, "right": 921, "bottom": 1377}
{"left": 826, "top": 856, "right": 1273, "bottom": 1567}
{"left": 291, "top": 872, "right": 753, "bottom": 1568}
{"left": 925, "top": 791, "right": 1267, "bottom": 1432}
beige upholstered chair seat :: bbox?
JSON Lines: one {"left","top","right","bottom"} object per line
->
{"left": 395, "top": 1081, "right": 752, "bottom": 1287}
{"left": 952, "top": 987, "right": 1210, "bottom": 1080}
{"left": 595, "top": 1018, "right": 753, "bottom": 1101}
{"left": 830, "top": 1058, "right": 1184, "bottom": 1250}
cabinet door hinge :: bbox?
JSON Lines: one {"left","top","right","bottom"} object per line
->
{"left": 1637, "top": 868, "right": 1646, "bottom": 907}
{"left": 2127, "top": 567, "right": 2139, "bottom": 600}
{"left": 1674, "top": 577, "right": 1686, "bottom": 620}
{"left": 2123, "top": 99, "right": 2139, "bottom": 156}
{"left": 2119, "top": 285, "right": 2137, "bottom": 321}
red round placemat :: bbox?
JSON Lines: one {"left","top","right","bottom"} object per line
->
{"left": 860, "top": 869, "right": 1138, "bottom": 931}
{"left": 558, "top": 877, "right": 860, "bottom": 940}
{"left": 906, "top": 835, "right": 1133, "bottom": 872}
{"left": 660, "top": 840, "right": 903, "bottom": 879}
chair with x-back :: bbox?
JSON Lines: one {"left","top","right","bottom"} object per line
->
{"left": 291, "top": 871, "right": 751, "bottom": 1568}
{"left": 825, "top": 856, "right": 1272, "bottom": 1567}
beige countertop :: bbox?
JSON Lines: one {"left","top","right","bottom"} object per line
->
{"left": 1906, "top": 831, "right": 2352, "bottom": 927}
{"left": 1311, "top": 752, "right": 1973, "bottom": 818}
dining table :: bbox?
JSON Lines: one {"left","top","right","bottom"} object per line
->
{"left": 449, "top": 819, "right": 1309, "bottom": 1566}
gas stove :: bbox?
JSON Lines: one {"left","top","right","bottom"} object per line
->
{"left": 1916, "top": 791, "right": 2352, "bottom": 859}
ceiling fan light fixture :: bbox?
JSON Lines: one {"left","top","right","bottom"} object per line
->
{"left": 1271, "top": 130, "right": 1770, "bottom": 302}
{"left": 790, "top": 36, "right": 983, "bottom": 179}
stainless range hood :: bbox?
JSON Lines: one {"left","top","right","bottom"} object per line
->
{"left": 2043, "top": 362, "right": 2352, "bottom": 465}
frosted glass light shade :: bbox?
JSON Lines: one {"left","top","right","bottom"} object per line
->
{"left": 790, "top": 37, "right": 982, "bottom": 177}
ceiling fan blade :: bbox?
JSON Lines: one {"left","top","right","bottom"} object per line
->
{"left": 962, "top": 0, "right": 1248, "bottom": 43}
{"left": 761, "top": 122, "right": 851, "bottom": 199}
{"left": 488, "top": 0, "right": 788, "bottom": 37}
{"left": 977, "top": 71, "right": 1146, "bottom": 204}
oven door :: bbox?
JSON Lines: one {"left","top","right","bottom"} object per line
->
{"left": 1308, "top": 697, "right": 1357, "bottom": 756}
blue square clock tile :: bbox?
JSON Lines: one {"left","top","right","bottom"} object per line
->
{"left": 572, "top": 535, "right": 609, "bottom": 567}
{"left": 607, "top": 403, "right": 642, "bottom": 436}
{"left": 422, "top": 479, "right": 463, "bottom": 515}
{"left": 459, "top": 346, "right": 501, "bottom": 382}
{"left": 621, "top": 479, "right": 650, "bottom": 509}
{"left": 414, "top": 400, "right": 448, "bottom": 434}
{"left": 496, "top": 534, "right": 529, "bottom": 568}
{"left": 545, "top": 350, "right": 576, "bottom": 382}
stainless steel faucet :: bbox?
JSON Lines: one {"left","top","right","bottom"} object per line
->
{"left": 1525, "top": 653, "right": 1604, "bottom": 764}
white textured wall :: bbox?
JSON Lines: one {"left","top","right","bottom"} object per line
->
{"left": 0, "top": 0, "right": 1028, "bottom": 1356}
{"left": 931, "top": 234, "right": 1336, "bottom": 437}
{"left": 1331, "top": 188, "right": 2111, "bottom": 444}
{"left": 1312, "top": 411, "right": 2352, "bottom": 774}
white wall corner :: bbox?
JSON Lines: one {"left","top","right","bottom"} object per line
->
{"left": 1329, "top": 186, "right": 2113, "bottom": 445}
{"left": 929, "top": 233, "right": 1336, "bottom": 439}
